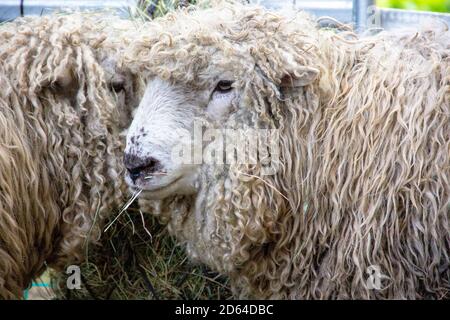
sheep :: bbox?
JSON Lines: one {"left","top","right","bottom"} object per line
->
{"left": 0, "top": 14, "right": 142, "bottom": 299}
{"left": 122, "top": 3, "right": 450, "bottom": 299}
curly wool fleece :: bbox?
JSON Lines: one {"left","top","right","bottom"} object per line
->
{"left": 124, "top": 3, "right": 449, "bottom": 299}
{"left": 0, "top": 14, "right": 142, "bottom": 299}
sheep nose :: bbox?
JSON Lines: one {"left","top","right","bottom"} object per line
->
{"left": 123, "top": 153, "right": 160, "bottom": 182}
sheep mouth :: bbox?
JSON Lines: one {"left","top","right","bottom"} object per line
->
{"left": 145, "top": 175, "right": 183, "bottom": 192}
{"left": 130, "top": 175, "right": 184, "bottom": 194}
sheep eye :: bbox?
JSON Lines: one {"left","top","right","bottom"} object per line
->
{"left": 214, "top": 80, "right": 233, "bottom": 94}
{"left": 110, "top": 81, "right": 125, "bottom": 93}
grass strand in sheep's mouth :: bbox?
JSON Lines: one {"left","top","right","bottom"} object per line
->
{"left": 139, "top": 175, "right": 184, "bottom": 194}
{"left": 104, "top": 189, "right": 143, "bottom": 232}
{"left": 144, "top": 172, "right": 167, "bottom": 179}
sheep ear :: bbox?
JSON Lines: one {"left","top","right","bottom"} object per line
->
{"left": 280, "top": 66, "right": 319, "bottom": 88}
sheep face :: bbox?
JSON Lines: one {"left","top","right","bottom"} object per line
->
{"left": 123, "top": 8, "right": 320, "bottom": 199}
{"left": 124, "top": 73, "right": 239, "bottom": 199}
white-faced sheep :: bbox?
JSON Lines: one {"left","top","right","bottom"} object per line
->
{"left": 123, "top": 4, "right": 450, "bottom": 299}
{"left": 0, "top": 14, "right": 142, "bottom": 299}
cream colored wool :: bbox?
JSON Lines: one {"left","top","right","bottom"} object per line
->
{"left": 125, "top": 3, "right": 450, "bottom": 299}
{"left": 0, "top": 14, "right": 142, "bottom": 299}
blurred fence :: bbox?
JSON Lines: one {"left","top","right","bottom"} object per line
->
{"left": 0, "top": 0, "right": 138, "bottom": 22}
{"left": 0, "top": 0, "right": 449, "bottom": 30}
{"left": 260, "top": 0, "right": 450, "bottom": 29}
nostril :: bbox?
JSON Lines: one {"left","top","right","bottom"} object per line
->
{"left": 147, "top": 158, "right": 157, "bottom": 171}
{"left": 123, "top": 153, "right": 161, "bottom": 182}
{"left": 128, "top": 167, "right": 143, "bottom": 181}
{"left": 142, "top": 157, "right": 160, "bottom": 176}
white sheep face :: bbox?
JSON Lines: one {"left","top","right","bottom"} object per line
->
{"left": 124, "top": 75, "right": 237, "bottom": 199}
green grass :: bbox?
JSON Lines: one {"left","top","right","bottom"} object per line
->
{"left": 377, "top": 0, "right": 450, "bottom": 13}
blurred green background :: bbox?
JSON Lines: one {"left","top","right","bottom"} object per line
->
{"left": 377, "top": 0, "right": 450, "bottom": 13}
